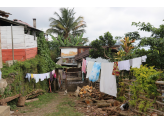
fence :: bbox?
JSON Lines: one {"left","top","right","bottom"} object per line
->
{"left": 119, "top": 78, "right": 164, "bottom": 115}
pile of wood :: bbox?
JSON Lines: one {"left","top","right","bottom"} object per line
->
{"left": 25, "top": 89, "right": 45, "bottom": 99}
{"left": 78, "top": 85, "right": 114, "bottom": 100}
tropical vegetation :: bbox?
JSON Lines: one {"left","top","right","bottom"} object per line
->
{"left": 46, "top": 8, "right": 86, "bottom": 39}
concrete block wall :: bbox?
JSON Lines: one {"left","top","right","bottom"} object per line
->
{"left": 0, "top": 26, "right": 37, "bottom": 62}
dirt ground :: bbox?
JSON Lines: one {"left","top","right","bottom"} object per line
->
{"left": 11, "top": 92, "right": 67, "bottom": 116}
{"left": 11, "top": 91, "right": 138, "bottom": 116}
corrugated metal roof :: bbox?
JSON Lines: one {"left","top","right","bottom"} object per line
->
{"left": 0, "top": 17, "right": 42, "bottom": 32}
{"left": 75, "top": 45, "right": 120, "bottom": 61}
{"left": 60, "top": 45, "right": 120, "bottom": 49}
{"left": 14, "top": 20, "right": 33, "bottom": 27}
{"left": 0, "top": 10, "right": 11, "bottom": 15}
{"left": 59, "top": 46, "right": 92, "bottom": 49}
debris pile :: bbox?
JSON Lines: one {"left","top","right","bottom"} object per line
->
{"left": 71, "top": 85, "right": 138, "bottom": 116}
{"left": 78, "top": 85, "right": 114, "bottom": 100}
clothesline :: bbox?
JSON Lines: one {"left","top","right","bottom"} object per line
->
{"left": 82, "top": 55, "right": 147, "bottom": 98}
{"left": 25, "top": 69, "right": 56, "bottom": 83}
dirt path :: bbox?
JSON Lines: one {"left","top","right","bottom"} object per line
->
{"left": 10, "top": 91, "right": 137, "bottom": 116}
{"left": 11, "top": 92, "right": 66, "bottom": 116}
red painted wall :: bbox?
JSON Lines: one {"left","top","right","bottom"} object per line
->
{"left": 2, "top": 47, "right": 37, "bottom": 62}
{"left": 26, "top": 47, "right": 37, "bottom": 59}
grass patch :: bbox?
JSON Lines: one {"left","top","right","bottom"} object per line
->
{"left": 46, "top": 96, "right": 84, "bottom": 116}
{"left": 25, "top": 92, "right": 58, "bottom": 109}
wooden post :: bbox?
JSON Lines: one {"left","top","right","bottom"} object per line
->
{"left": 129, "top": 79, "right": 131, "bottom": 101}
{"left": 0, "top": 30, "right": 2, "bottom": 79}
{"left": 53, "top": 78, "right": 56, "bottom": 92}
{"left": 65, "top": 68, "right": 67, "bottom": 90}
{"left": 11, "top": 24, "right": 14, "bottom": 63}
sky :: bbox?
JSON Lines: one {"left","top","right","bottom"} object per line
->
{"left": 1, "top": 0, "right": 164, "bottom": 48}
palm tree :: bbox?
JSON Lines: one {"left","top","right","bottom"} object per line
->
{"left": 46, "top": 8, "right": 86, "bottom": 39}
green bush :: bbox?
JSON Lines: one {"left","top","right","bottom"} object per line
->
{"left": 129, "top": 65, "right": 161, "bottom": 112}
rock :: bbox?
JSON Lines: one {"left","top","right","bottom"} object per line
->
{"left": 10, "top": 111, "right": 14, "bottom": 114}
{"left": 0, "top": 79, "right": 7, "bottom": 95}
{"left": 0, "top": 88, "right": 5, "bottom": 94}
{"left": 0, "top": 106, "right": 10, "bottom": 116}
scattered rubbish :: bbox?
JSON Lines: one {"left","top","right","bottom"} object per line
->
{"left": 151, "top": 112, "right": 158, "bottom": 116}
{"left": 120, "top": 102, "right": 129, "bottom": 111}
{"left": 64, "top": 89, "right": 67, "bottom": 95}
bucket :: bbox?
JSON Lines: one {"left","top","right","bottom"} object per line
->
{"left": 17, "top": 96, "right": 26, "bottom": 107}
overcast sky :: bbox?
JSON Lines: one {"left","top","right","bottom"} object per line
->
{"left": 1, "top": 1, "right": 164, "bottom": 48}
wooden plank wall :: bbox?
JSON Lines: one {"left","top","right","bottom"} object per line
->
{"left": 78, "top": 48, "right": 90, "bottom": 54}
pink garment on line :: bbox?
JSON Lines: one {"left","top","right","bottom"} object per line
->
{"left": 53, "top": 73, "right": 56, "bottom": 78}
{"left": 82, "top": 59, "right": 86, "bottom": 73}
{"left": 52, "top": 70, "right": 55, "bottom": 75}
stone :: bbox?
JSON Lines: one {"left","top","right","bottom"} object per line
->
{"left": 0, "top": 79, "right": 7, "bottom": 95}
{"left": 5, "top": 60, "right": 17, "bottom": 67}
{"left": 10, "top": 111, "right": 14, "bottom": 114}
{"left": 0, "top": 79, "right": 7, "bottom": 88}
{"left": 0, "top": 106, "right": 10, "bottom": 116}
{"left": 0, "top": 88, "right": 5, "bottom": 94}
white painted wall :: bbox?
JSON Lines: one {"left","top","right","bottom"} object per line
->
{"left": 61, "top": 48, "right": 77, "bottom": 57}
{"left": 0, "top": 26, "right": 37, "bottom": 49}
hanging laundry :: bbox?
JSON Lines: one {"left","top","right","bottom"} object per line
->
{"left": 86, "top": 61, "right": 94, "bottom": 78}
{"left": 53, "top": 73, "right": 56, "bottom": 78}
{"left": 129, "top": 59, "right": 133, "bottom": 67}
{"left": 45, "top": 72, "right": 50, "bottom": 79}
{"left": 33, "top": 74, "right": 39, "bottom": 83}
{"left": 25, "top": 73, "right": 31, "bottom": 82}
{"left": 39, "top": 74, "right": 46, "bottom": 81}
{"left": 86, "top": 60, "right": 88, "bottom": 66}
{"left": 112, "top": 62, "right": 120, "bottom": 76}
{"left": 100, "top": 62, "right": 117, "bottom": 97}
{"left": 52, "top": 70, "right": 55, "bottom": 75}
{"left": 132, "top": 57, "right": 142, "bottom": 68}
{"left": 82, "top": 59, "right": 86, "bottom": 73}
{"left": 141, "top": 55, "right": 147, "bottom": 62}
{"left": 89, "top": 62, "right": 101, "bottom": 82}
{"left": 118, "top": 60, "right": 130, "bottom": 71}
{"left": 30, "top": 74, "right": 33, "bottom": 78}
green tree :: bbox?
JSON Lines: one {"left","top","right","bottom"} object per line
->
{"left": 46, "top": 8, "right": 86, "bottom": 39}
{"left": 89, "top": 32, "right": 116, "bottom": 61}
{"left": 37, "top": 32, "right": 62, "bottom": 71}
{"left": 115, "top": 31, "right": 140, "bottom": 40}
{"left": 132, "top": 21, "right": 164, "bottom": 69}
{"left": 48, "top": 33, "right": 87, "bottom": 62}
{"left": 125, "top": 31, "right": 141, "bottom": 40}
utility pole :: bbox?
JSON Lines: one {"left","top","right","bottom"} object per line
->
{"left": 11, "top": 24, "right": 14, "bottom": 63}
